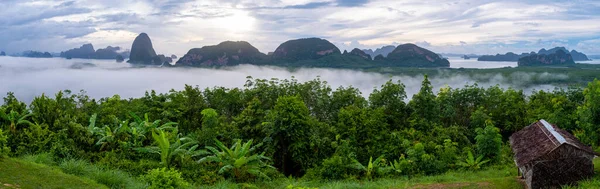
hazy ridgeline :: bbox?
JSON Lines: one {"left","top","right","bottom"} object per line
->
{"left": 0, "top": 57, "right": 560, "bottom": 103}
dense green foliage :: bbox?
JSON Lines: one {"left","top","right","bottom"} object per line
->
{"left": 144, "top": 167, "right": 189, "bottom": 189}
{"left": 0, "top": 129, "right": 9, "bottom": 157}
{"left": 1, "top": 75, "right": 600, "bottom": 187}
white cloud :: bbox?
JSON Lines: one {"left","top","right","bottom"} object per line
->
{"left": 1, "top": 0, "right": 600, "bottom": 55}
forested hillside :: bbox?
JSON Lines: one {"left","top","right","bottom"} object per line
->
{"left": 1, "top": 76, "right": 600, "bottom": 188}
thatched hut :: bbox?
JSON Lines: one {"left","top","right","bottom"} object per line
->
{"left": 509, "top": 120, "right": 598, "bottom": 189}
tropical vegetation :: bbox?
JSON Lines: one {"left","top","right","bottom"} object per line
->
{"left": 1, "top": 76, "right": 600, "bottom": 188}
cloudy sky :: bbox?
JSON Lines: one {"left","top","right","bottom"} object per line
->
{"left": 1, "top": 0, "right": 600, "bottom": 56}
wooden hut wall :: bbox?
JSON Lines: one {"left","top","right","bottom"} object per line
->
{"left": 529, "top": 156, "right": 594, "bottom": 189}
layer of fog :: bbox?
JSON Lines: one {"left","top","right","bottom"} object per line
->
{"left": 0, "top": 57, "right": 563, "bottom": 104}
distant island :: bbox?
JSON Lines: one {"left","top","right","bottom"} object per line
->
{"left": 172, "top": 36, "right": 449, "bottom": 68}
{"left": 128, "top": 33, "right": 172, "bottom": 65}
{"left": 61, "top": 44, "right": 130, "bottom": 60}
{"left": 16, "top": 32, "right": 594, "bottom": 69}
{"left": 176, "top": 41, "right": 267, "bottom": 66}
{"left": 362, "top": 45, "right": 396, "bottom": 59}
{"left": 478, "top": 47, "right": 590, "bottom": 62}
{"left": 518, "top": 49, "right": 575, "bottom": 66}
{"left": 21, "top": 51, "right": 53, "bottom": 58}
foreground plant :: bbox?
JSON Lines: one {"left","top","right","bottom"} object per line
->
{"left": 198, "top": 139, "right": 274, "bottom": 182}
{"left": 0, "top": 109, "right": 33, "bottom": 133}
{"left": 348, "top": 155, "right": 391, "bottom": 180}
{"left": 136, "top": 129, "right": 200, "bottom": 168}
{"left": 456, "top": 151, "right": 489, "bottom": 170}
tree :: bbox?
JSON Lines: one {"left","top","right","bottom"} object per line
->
{"left": 336, "top": 106, "right": 390, "bottom": 163}
{"left": 233, "top": 98, "right": 267, "bottom": 142}
{"left": 527, "top": 90, "right": 578, "bottom": 131}
{"left": 475, "top": 120, "right": 502, "bottom": 160}
{"left": 329, "top": 86, "right": 366, "bottom": 121}
{"left": 408, "top": 75, "right": 440, "bottom": 129}
{"left": 369, "top": 80, "right": 408, "bottom": 129}
{"left": 199, "top": 139, "right": 274, "bottom": 182}
{"left": 198, "top": 108, "right": 238, "bottom": 147}
{"left": 264, "top": 96, "right": 314, "bottom": 176}
{"left": 576, "top": 79, "right": 600, "bottom": 146}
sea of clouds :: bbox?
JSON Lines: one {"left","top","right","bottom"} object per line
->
{"left": 0, "top": 57, "right": 563, "bottom": 103}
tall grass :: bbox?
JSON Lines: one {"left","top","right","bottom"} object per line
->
{"left": 21, "top": 152, "right": 56, "bottom": 165}
{"left": 21, "top": 154, "right": 146, "bottom": 189}
{"left": 58, "top": 159, "right": 146, "bottom": 189}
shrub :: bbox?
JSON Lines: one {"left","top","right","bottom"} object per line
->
{"left": 144, "top": 167, "right": 189, "bottom": 189}
{"left": 13, "top": 123, "right": 53, "bottom": 156}
{"left": 435, "top": 139, "right": 459, "bottom": 169}
{"left": 96, "top": 151, "right": 161, "bottom": 176}
{"left": 0, "top": 129, "right": 10, "bottom": 157}
{"left": 180, "top": 159, "right": 223, "bottom": 185}
{"left": 317, "top": 155, "right": 359, "bottom": 180}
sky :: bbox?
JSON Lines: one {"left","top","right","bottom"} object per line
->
{"left": 1, "top": 0, "right": 600, "bottom": 56}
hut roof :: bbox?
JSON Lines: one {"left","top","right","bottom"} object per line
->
{"left": 509, "top": 120, "right": 597, "bottom": 167}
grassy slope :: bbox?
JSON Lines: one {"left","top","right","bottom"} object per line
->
{"left": 0, "top": 158, "right": 108, "bottom": 189}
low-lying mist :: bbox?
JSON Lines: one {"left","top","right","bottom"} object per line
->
{"left": 0, "top": 57, "right": 563, "bottom": 103}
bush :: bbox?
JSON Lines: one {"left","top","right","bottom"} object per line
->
{"left": 96, "top": 151, "right": 161, "bottom": 176}
{"left": 0, "top": 129, "right": 10, "bottom": 157}
{"left": 144, "top": 167, "right": 189, "bottom": 189}
{"left": 180, "top": 159, "right": 223, "bottom": 185}
{"left": 318, "top": 155, "right": 359, "bottom": 180}
{"left": 13, "top": 123, "right": 53, "bottom": 156}
{"left": 310, "top": 140, "right": 361, "bottom": 180}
